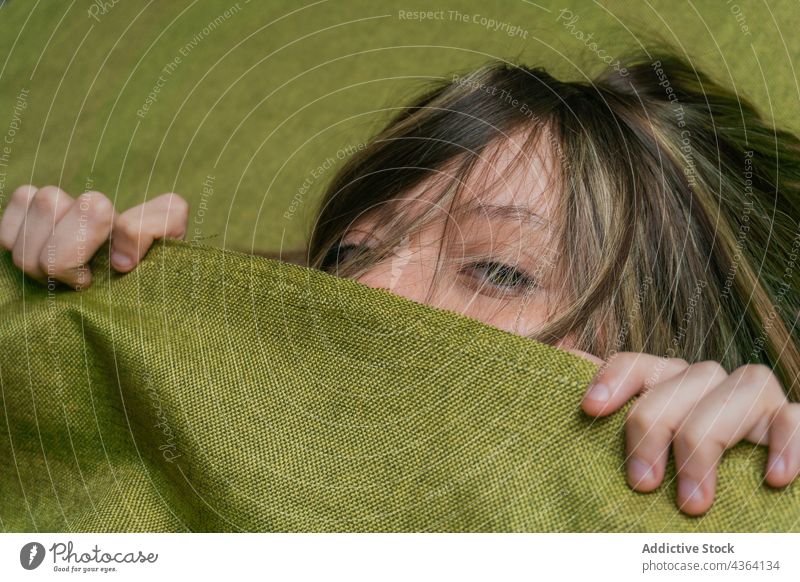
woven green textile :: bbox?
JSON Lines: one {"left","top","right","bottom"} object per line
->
{"left": 1, "top": 240, "right": 798, "bottom": 532}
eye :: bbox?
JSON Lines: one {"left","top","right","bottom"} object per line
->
{"left": 459, "top": 260, "right": 537, "bottom": 296}
{"left": 321, "top": 243, "right": 364, "bottom": 270}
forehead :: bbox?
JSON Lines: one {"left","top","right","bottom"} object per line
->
{"left": 392, "top": 127, "right": 560, "bottom": 223}
{"left": 460, "top": 128, "right": 559, "bottom": 214}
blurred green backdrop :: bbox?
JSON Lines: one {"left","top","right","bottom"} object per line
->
{"left": 0, "top": 0, "right": 798, "bottom": 254}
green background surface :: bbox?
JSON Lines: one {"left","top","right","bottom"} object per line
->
{"left": 0, "top": 0, "right": 798, "bottom": 254}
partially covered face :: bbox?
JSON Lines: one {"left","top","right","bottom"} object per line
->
{"left": 333, "top": 133, "right": 577, "bottom": 349}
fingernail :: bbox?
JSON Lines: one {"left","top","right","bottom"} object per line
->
{"left": 628, "top": 457, "right": 653, "bottom": 485}
{"left": 585, "top": 382, "right": 610, "bottom": 402}
{"left": 678, "top": 477, "right": 704, "bottom": 505}
{"left": 768, "top": 452, "right": 786, "bottom": 476}
{"left": 111, "top": 252, "right": 132, "bottom": 269}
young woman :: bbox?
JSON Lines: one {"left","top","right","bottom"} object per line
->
{"left": 2, "top": 49, "right": 799, "bottom": 518}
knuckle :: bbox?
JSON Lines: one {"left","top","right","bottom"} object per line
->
{"left": 601, "top": 351, "right": 639, "bottom": 376}
{"left": 609, "top": 351, "right": 638, "bottom": 366}
{"left": 164, "top": 192, "right": 186, "bottom": 207}
{"left": 80, "top": 191, "right": 114, "bottom": 222}
{"left": 164, "top": 193, "right": 189, "bottom": 220}
{"left": 114, "top": 214, "right": 140, "bottom": 239}
{"left": 733, "top": 363, "right": 775, "bottom": 388}
{"left": 688, "top": 360, "right": 726, "bottom": 380}
{"left": 781, "top": 403, "right": 800, "bottom": 425}
{"left": 626, "top": 402, "right": 662, "bottom": 433}
{"left": 10, "top": 184, "right": 37, "bottom": 206}
{"left": 31, "top": 186, "right": 65, "bottom": 213}
{"left": 661, "top": 358, "right": 691, "bottom": 381}
{"left": 675, "top": 424, "right": 706, "bottom": 453}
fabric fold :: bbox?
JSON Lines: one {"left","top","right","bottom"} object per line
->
{"left": 0, "top": 240, "right": 797, "bottom": 532}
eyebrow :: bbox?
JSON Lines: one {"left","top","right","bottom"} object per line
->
{"left": 456, "top": 202, "right": 547, "bottom": 226}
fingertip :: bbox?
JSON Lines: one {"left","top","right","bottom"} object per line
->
{"left": 581, "top": 381, "right": 618, "bottom": 417}
{"left": 765, "top": 452, "right": 793, "bottom": 488}
{"left": 627, "top": 457, "right": 662, "bottom": 492}
{"left": 62, "top": 267, "right": 93, "bottom": 291}
{"left": 678, "top": 502, "right": 710, "bottom": 517}
{"left": 580, "top": 395, "right": 609, "bottom": 417}
{"left": 580, "top": 396, "right": 600, "bottom": 416}
{"left": 677, "top": 476, "right": 713, "bottom": 516}
{"left": 111, "top": 250, "right": 135, "bottom": 272}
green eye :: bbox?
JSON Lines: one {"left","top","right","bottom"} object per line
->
{"left": 463, "top": 261, "right": 537, "bottom": 294}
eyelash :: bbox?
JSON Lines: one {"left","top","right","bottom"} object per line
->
{"left": 325, "top": 243, "right": 538, "bottom": 296}
{"left": 322, "top": 243, "right": 362, "bottom": 269}
{"left": 459, "top": 260, "right": 538, "bottom": 297}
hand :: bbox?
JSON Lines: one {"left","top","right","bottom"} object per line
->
{"left": 568, "top": 349, "right": 800, "bottom": 516}
{"left": 0, "top": 184, "right": 189, "bottom": 289}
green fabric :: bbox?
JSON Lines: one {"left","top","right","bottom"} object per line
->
{"left": 1, "top": 240, "right": 798, "bottom": 532}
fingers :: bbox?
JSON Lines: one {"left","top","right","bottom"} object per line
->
{"left": 46, "top": 191, "right": 116, "bottom": 288}
{"left": 765, "top": 403, "right": 800, "bottom": 488}
{"left": 10, "top": 186, "right": 74, "bottom": 282}
{"left": 0, "top": 184, "right": 38, "bottom": 248}
{"left": 624, "top": 361, "right": 728, "bottom": 493}
{"left": 1, "top": 186, "right": 189, "bottom": 287}
{"left": 581, "top": 351, "right": 690, "bottom": 417}
{"left": 563, "top": 344, "right": 798, "bottom": 515}
{"left": 672, "top": 364, "right": 788, "bottom": 516}
{"left": 110, "top": 193, "right": 188, "bottom": 272}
